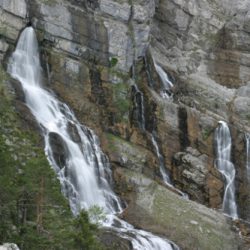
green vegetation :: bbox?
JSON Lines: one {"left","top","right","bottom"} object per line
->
{"left": 73, "top": 211, "right": 104, "bottom": 250}
{"left": 105, "top": 133, "right": 120, "bottom": 152}
{"left": 202, "top": 127, "right": 214, "bottom": 140}
{"left": 109, "top": 57, "right": 118, "bottom": 68}
{"left": 88, "top": 205, "right": 106, "bottom": 226}
{"left": 111, "top": 83, "right": 131, "bottom": 123}
{"left": 0, "top": 66, "right": 104, "bottom": 249}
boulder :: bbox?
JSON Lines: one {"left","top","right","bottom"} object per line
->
{"left": 119, "top": 168, "right": 241, "bottom": 250}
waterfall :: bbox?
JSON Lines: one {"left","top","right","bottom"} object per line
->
{"left": 214, "top": 121, "right": 238, "bottom": 219}
{"left": 151, "top": 133, "right": 188, "bottom": 198}
{"left": 8, "top": 26, "right": 179, "bottom": 250}
{"left": 131, "top": 82, "right": 172, "bottom": 184}
{"left": 130, "top": 72, "right": 187, "bottom": 197}
{"left": 131, "top": 83, "right": 146, "bottom": 131}
{"left": 246, "top": 133, "right": 250, "bottom": 182}
{"left": 144, "top": 56, "right": 154, "bottom": 88}
{"left": 151, "top": 133, "right": 172, "bottom": 185}
{"left": 154, "top": 63, "right": 173, "bottom": 99}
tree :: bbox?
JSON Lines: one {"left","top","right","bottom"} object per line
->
{"left": 73, "top": 210, "right": 104, "bottom": 250}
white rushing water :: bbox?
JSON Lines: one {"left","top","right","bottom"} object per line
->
{"left": 8, "top": 26, "right": 178, "bottom": 250}
{"left": 246, "top": 133, "right": 250, "bottom": 182}
{"left": 154, "top": 63, "right": 173, "bottom": 99}
{"left": 151, "top": 133, "right": 172, "bottom": 185}
{"left": 214, "top": 121, "right": 238, "bottom": 219}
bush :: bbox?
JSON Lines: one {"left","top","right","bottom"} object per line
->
{"left": 110, "top": 57, "right": 118, "bottom": 68}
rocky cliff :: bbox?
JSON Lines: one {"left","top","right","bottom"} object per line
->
{"left": 1, "top": 0, "right": 250, "bottom": 249}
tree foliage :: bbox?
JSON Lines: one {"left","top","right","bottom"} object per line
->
{"left": 73, "top": 210, "right": 104, "bottom": 250}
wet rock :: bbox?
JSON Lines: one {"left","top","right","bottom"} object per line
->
{"left": 99, "top": 229, "right": 132, "bottom": 250}
{"left": 206, "top": 169, "right": 224, "bottom": 208}
{"left": 90, "top": 66, "right": 106, "bottom": 106}
{"left": 9, "top": 78, "right": 25, "bottom": 102}
{"left": 67, "top": 122, "right": 81, "bottom": 143}
{"left": 178, "top": 106, "right": 190, "bottom": 150}
{"left": 48, "top": 132, "right": 69, "bottom": 170}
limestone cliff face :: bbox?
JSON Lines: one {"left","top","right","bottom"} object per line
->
{"left": 1, "top": 0, "right": 250, "bottom": 248}
{"left": 151, "top": 0, "right": 250, "bottom": 221}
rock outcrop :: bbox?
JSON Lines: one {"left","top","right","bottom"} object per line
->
{"left": 119, "top": 168, "right": 241, "bottom": 250}
{"left": 150, "top": 0, "right": 250, "bottom": 224}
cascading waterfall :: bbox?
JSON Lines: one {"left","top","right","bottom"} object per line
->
{"left": 246, "top": 133, "right": 250, "bottom": 182}
{"left": 8, "top": 26, "right": 121, "bottom": 216}
{"left": 151, "top": 133, "right": 172, "bottom": 185}
{"left": 214, "top": 121, "right": 238, "bottom": 219}
{"left": 8, "top": 26, "right": 179, "bottom": 250}
{"left": 154, "top": 63, "right": 173, "bottom": 99}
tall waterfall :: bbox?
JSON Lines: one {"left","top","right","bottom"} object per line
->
{"left": 246, "top": 133, "right": 250, "bottom": 182}
{"left": 8, "top": 26, "right": 178, "bottom": 250}
{"left": 214, "top": 121, "right": 238, "bottom": 219}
